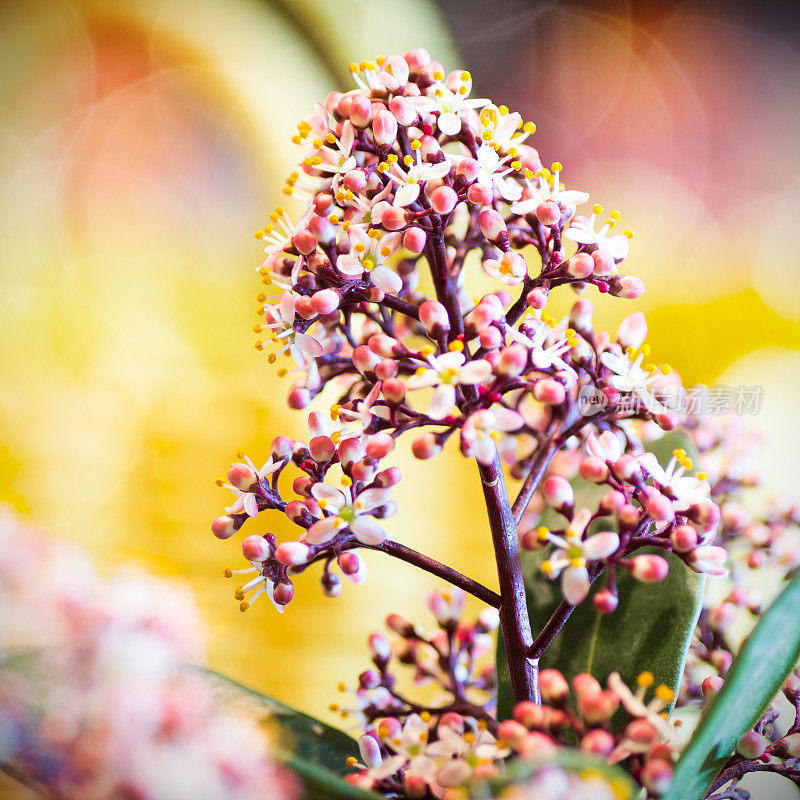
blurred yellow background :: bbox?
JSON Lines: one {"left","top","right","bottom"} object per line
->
{"left": 1, "top": 0, "right": 798, "bottom": 729}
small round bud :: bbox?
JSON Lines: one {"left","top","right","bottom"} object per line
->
{"left": 592, "top": 249, "right": 615, "bottom": 276}
{"left": 430, "top": 185, "right": 458, "bottom": 215}
{"left": 543, "top": 476, "right": 574, "bottom": 512}
{"left": 467, "top": 182, "right": 493, "bottom": 206}
{"left": 275, "top": 541, "right": 310, "bottom": 566}
{"left": 388, "top": 95, "right": 416, "bottom": 126}
{"left": 566, "top": 252, "right": 593, "bottom": 279}
{"left": 536, "top": 201, "right": 561, "bottom": 226}
{"left": 381, "top": 205, "right": 407, "bottom": 231}
{"left": 610, "top": 275, "right": 645, "bottom": 299}
{"left": 593, "top": 588, "right": 619, "bottom": 614}
{"left": 381, "top": 377, "right": 406, "bottom": 404}
{"left": 419, "top": 300, "right": 450, "bottom": 335}
{"left": 309, "top": 435, "right": 336, "bottom": 463}
{"left": 292, "top": 229, "right": 317, "bottom": 255}
{"left": 540, "top": 669, "right": 570, "bottom": 704}
{"left": 631, "top": 554, "right": 670, "bottom": 584}
{"left": 242, "top": 534, "right": 271, "bottom": 562}
{"left": 533, "top": 378, "right": 566, "bottom": 405}
{"left": 526, "top": 287, "right": 549, "bottom": 309}
{"left": 311, "top": 289, "right": 340, "bottom": 315}
{"left": 736, "top": 731, "right": 768, "bottom": 760}
{"left": 641, "top": 759, "right": 673, "bottom": 796}
{"left": 412, "top": 432, "right": 441, "bottom": 460}
{"left": 211, "top": 515, "right": 236, "bottom": 540}
{"left": 671, "top": 524, "right": 698, "bottom": 553}
{"left": 478, "top": 208, "right": 507, "bottom": 241}
{"left": 702, "top": 676, "right": 724, "bottom": 698}
{"left": 273, "top": 581, "right": 294, "bottom": 606}
{"left": 580, "top": 456, "right": 608, "bottom": 483}
{"left": 375, "top": 357, "right": 398, "bottom": 380}
{"left": 349, "top": 95, "right": 372, "bottom": 127}
{"left": 227, "top": 462, "right": 256, "bottom": 490}
{"left": 403, "top": 226, "right": 427, "bottom": 253}
{"left": 580, "top": 729, "right": 615, "bottom": 757}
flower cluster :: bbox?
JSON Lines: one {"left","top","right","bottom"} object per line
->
{"left": 0, "top": 511, "right": 296, "bottom": 800}
{"left": 338, "top": 588, "right": 681, "bottom": 797}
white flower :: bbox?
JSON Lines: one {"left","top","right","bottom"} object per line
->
{"left": 304, "top": 120, "right": 357, "bottom": 177}
{"left": 469, "top": 143, "right": 522, "bottom": 202}
{"left": 638, "top": 450, "right": 711, "bottom": 512}
{"left": 509, "top": 318, "right": 574, "bottom": 373}
{"left": 477, "top": 104, "right": 534, "bottom": 150}
{"left": 259, "top": 291, "right": 324, "bottom": 367}
{"left": 337, "top": 227, "right": 403, "bottom": 294}
{"left": 414, "top": 70, "right": 489, "bottom": 136}
{"left": 565, "top": 206, "right": 630, "bottom": 260}
{"left": 368, "top": 714, "right": 436, "bottom": 782}
{"left": 406, "top": 352, "right": 492, "bottom": 419}
{"left": 510, "top": 164, "right": 589, "bottom": 216}
{"left": 427, "top": 724, "right": 510, "bottom": 788}
{"left": 307, "top": 484, "right": 393, "bottom": 546}
{"left": 541, "top": 509, "right": 620, "bottom": 605}
{"left": 258, "top": 207, "right": 312, "bottom": 271}
{"left": 461, "top": 405, "right": 524, "bottom": 465}
{"left": 223, "top": 456, "right": 282, "bottom": 517}
{"left": 600, "top": 347, "right": 663, "bottom": 413}
{"left": 228, "top": 560, "right": 284, "bottom": 614}
{"left": 386, "top": 147, "right": 452, "bottom": 207}
{"left": 337, "top": 182, "right": 393, "bottom": 229}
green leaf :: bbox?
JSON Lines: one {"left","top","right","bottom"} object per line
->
{"left": 200, "top": 668, "right": 379, "bottom": 800}
{"left": 663, "top": 571, "right": 800, "bottom": 800}
{"left": 497, "top": 432, "right": 705, "bottom": 721}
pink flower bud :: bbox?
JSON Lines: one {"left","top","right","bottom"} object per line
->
{"left": 543, "top": 476, "right": 574, "bottom": 512}
{"left": 517, "top": 731, "right": 558, "bottom": 758}
{"left": 536, "top": 201, "right": 561, "bottom": 226}
{"left": 419, "top": 300, "right": 450, "bottom": 335}
{"left": 578, "top": 689, "right": 619, "bottom": 724}
{"left": 373, "top": 109, "right": 398, "bottom": 146}
{"left": 610, "top": 275, "right": 645, "bottom": 299}
{"left": 613, "top": 454, "right": 641, "bottom": 482}
{"left": 617, "top": 312, "right": 647, "bottom": 349}
{"left": 419, "top": 134, "right": 441, "bottom": 160}
{"left": 671, "top": 524, "right": 698, "bottom": 553}
{"left": 343, "top": 168, "right": 367, "bottom": 193}
{"left": 631, "top": 554, "right": 670, "bottom": 583}
{"left": 497, "top": 719, "right": 528, "bottom": 747}
{"left": 382, "top": 205, "right": 407, "bottom": 231}
{"left": 294, "top": 295, "right": 315, "bottom": 319}
{"left": 403, "top": 226, "right": 427, "bottom": 253}
{"left": 702, "top": 676, "right": 724, "bottom": 698}
{"left": 382, "top": 377, "right": 406, "bottom": 404}
{"left": 412, "top": 432, "right": 441, "bottom": 460}
{"left": 592, "top": 249, "right": 615, "bottom": 276}
{"left": 569, "top": 298, "right": 594, "bottom": 331}
{"left": 324, "top": 90, "right": 343, "bottom": 114}
{"left": 375, "top": 466, "right": 401, "bottom": 488}
{"left": 404, "top": 48, "right": 431, "bottom": 71}
{"left": 641, "top": 759, "right": 673, "bottom": 796}
{"left": 526, "top": 287, "right": 549, "bottom": 309}
{"left": 386, "top": 613, "right": 415, "bottom": 636}
{"left": 338, "top": 437, "right": 365, "bottom": 467}
{"left": 478, "top": 208, "right": 507, "bottom": 241}
{"left": 479, "top": 326, "right": 503, "bottom": 349}
{"left": 456, "top": 157, "right": 480, "bottom": 181}
{"left": 540, "top": 669, "right": 570, "bottom": 704}
{"left": 365, "top": 433, "right": 395, "bottom": 460}
{"left": 644, "top": 488, "right": 675, "bottom": 524}
{"left": 533, "top": 378, "right": 566, "bottom": 405}
{"left": 599, "top": 489, "right": 626, "bottom": 514}
{"left": 273, "top": 581, "right": 294, "bottom": 606}
{"left": 467, "top": 182, "right": 493, "bottom": 206}
{"left": 375, "top": 357, "right": 398, "bottom": 380}
{"left": 287, "top": 384, "right": 311, "bottom": 409}
{"left": 737, "top": 731, "right": 768, "bottom": 759}
{"left": 617, "top": 503, "right": 640, "bottom": 529}
{"left": 310, "top": 288, "right": 340, "bottom": 316}
{"left": 689, "top": 545, "right": 728, "bottom": 576}
{"left": 309, "top": 435, "right": 336, "bottom": 463}
{"left": 275, "top": 541, "right": 310, "bottom": 566}
{"left": 368, "top": 332, "right": 400, "bottom": 357}
{"left": 580, "top": 729, "right": 615, "bottom": 756}
{"left": 349, "top": 95, "right": 372, "bottom": 127}
{"left": 271, "top": 435, "right": 294, "bottom": 460}
{"left": 566, "top": 252, "right": 593, "bottom": 279}
{"left": 388, "top": 95, "right": 416, "bottom": 126}
{"left": 497, "top": 344, "right": 528, "bottom": 377}
{"left": 710, "top": 649, "right": 733, "bottom": 674}
{"left": 211, "top": 515, "right": 236, "bottom": 540}
{"left": 227, "top": 462, "right": 256, "bottom": 490}
{"left": 580, "top": 456, "right": 608, "bottom": 483}
{"left": 572, "top": 672, "right": 602, "bottom": 697}
{"left": 707, "top": 602, "right": 737, "bottom": 632}
{"left": 593, "top": 588, "right": 619, "bottom": 614}
{"left": 353, "top": 344, "right": 381, "bottom": 375}
{"left": 430, "top": 185, "right": 458, "bottom": 215}
{"left": 242, "top": 534, "right": 271, "bottom": 562}
{"left": 368, "top": 631, "right": 391, "bottom": 664}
